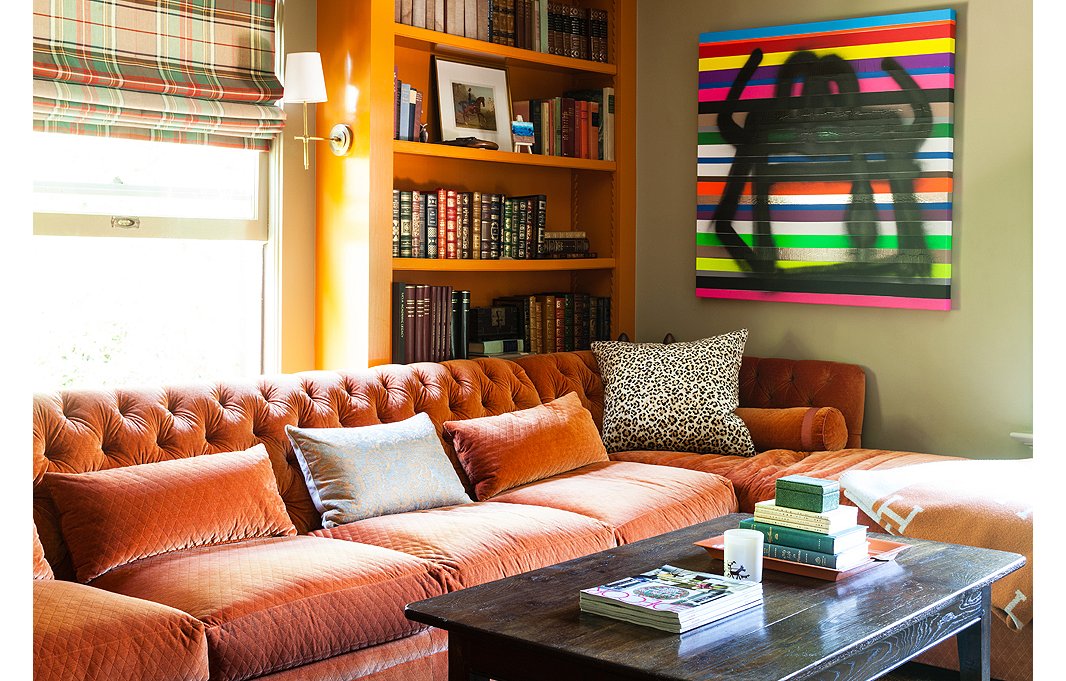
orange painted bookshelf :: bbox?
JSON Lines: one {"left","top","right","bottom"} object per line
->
{"left": 316, "top": 0, "right": 635, "bottom": 368}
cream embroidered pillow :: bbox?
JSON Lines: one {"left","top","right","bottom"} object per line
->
{"left": 286, "top": 413, "right": 473, "bottom": 527}
{"left": 591, "top": 330, "right": 755, "bottom": 456}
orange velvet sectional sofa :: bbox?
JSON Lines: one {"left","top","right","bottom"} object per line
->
{"left": 32, "top": 350, "right": 979, "bottom": 681}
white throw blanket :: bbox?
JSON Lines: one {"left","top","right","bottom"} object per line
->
{"left": 840, "top": 459, "right": 1033, "bottom": 630}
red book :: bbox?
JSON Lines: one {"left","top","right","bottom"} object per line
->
{"left": 445, "top": 190, "right": 458, "bottom": 259}
{"left": 560, "top": 98, "right": 575, "bottom": 157}
{"left": 437, "top": 188, "right": 447, "bottom": 259}
{"left": 578, "top": 100, "right": 589, "bottom": 159}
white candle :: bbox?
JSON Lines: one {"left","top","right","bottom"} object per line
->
{"left": 723, "top": 528, "right": 764, "bottom": 582}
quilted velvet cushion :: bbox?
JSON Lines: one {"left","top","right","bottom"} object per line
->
{"left": 491, "top": 460, "right": 738, "bottom": 544}
{"left": 45, "top": 444, "right": 297, "bottom": 582}
{"left": 592, "top": 330, "right": 755, "bottom": 456}
{"left": 89, "top": 535, "right": 448, "bottom": 681}
{"left": 285, "top": 412, "right": 473, "bottom": 527}
{"left": 33, "top": 523, "right": 54, "bottom": 580}
{"left": 34, "top": 579, "right": 209, "bottom": 681}
{"left": 442, "top": 391, "right": 609, "bottom": 500}
{"left": 314, "top": 501, "right": 616, "bottom": 589}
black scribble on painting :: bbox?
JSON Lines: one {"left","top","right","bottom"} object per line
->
{"left": 713, "top": 48, "right": 935, "bottom": 279}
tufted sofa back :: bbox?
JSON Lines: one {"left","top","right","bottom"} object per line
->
{"left": 33, "top": 350, "right": 864, "bottom": 580}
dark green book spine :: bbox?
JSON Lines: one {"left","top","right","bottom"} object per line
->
{"left": 399, "top": 191, "right": 413, "bottom": 258}
{"left": 424, "top": 192, "right": 438, "bottom": 259}
{"left": 738, "top": 518, "right": 861, "bottom": 554}
{"left": 761, "top": 543, "right": 857, "bottom": 569}
{"left": 489, "top": 193, "right": 502, "bottom": 259}
{"left": 502, "top": 198, "right": 513, "bottom": 258}
{"left": 534, "top": 194, "right": 547, "bottom": 258}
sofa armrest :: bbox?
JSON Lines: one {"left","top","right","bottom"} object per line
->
{"left": 736, "top": 406, "right": 848, "bottom": 452}
{"left": 739, "top": 357, "right": 866, "bottom": 448}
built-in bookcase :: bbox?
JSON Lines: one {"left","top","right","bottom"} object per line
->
{"left": 316, "top": 0, "right": 634, "bottom": 368}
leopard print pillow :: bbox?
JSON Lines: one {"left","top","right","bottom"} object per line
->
{"left": 591, "top": 330, "right": 755, "bottom": 456}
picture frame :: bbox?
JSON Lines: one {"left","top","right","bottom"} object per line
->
{"left": 434, "top": 57, "right": 513, "bottom": 150}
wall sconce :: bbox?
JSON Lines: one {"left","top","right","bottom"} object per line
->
{"left": 284, "top": 52, "right": 352, "bottom": 170}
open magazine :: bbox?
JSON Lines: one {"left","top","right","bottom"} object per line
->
{"left": 579, "top": 564, "right": 763, "bottom": 633}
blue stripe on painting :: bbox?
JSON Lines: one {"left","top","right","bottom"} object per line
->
{"left": 698, "top": 9, "right": 955, "bottom": 44}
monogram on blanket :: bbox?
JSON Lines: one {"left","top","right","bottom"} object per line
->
{"left": 840, "top": 459, "right": 1033, "bottom": 631}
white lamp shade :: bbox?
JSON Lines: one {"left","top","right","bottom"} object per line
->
{"left": 284, "top": 52, "right": 327, "bottom": 104}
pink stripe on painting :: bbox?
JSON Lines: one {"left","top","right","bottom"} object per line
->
{"left": 696, "top": 288, "right": 951, "bottom": 310}
{"left": 697, "top": 73, "right": 954, "bottom": 102}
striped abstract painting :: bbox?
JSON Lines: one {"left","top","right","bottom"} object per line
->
{"left": 697, "top": 10, "right": 955, "bottom": 310}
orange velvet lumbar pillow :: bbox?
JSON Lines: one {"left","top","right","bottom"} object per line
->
{"left": 442, "top": 392, "right": 609, "bottom": 501}
{"left": 734, "top": 406, "right": 848, "bottom": 452}
{"left": 46, "top": 444, "right": 297, "bottom": 582}
{"left": 32, "top": 523, "right": 54, "bottom": 581}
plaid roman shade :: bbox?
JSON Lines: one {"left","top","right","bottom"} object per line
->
{"left": 32, "top": 0, "right": 285, "bottom": 150}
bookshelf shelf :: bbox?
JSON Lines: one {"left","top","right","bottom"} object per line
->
{"left": 393, "top": 22, "right": 617, "bottom": 75}
{"left": 393, "top": 257, "right": 617, "bottom": 272}
{"left": 316, "top": 0, "right": 634, "bottom": 368}
{"left": 394, "top": 140, "right": 615, "bottom": 170}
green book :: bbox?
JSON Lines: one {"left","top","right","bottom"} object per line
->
{"left": 762, "top": 541, "right": 870, "bottom": 571}
{"left": 739, "top": 518, "right": 867, "bottom": 554}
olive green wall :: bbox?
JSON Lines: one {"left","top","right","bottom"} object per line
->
{"left": 635, "top": 0, "right": 1033, "bottom": 458}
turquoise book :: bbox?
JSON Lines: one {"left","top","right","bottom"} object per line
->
{"left": 739, "top": 518, "right": 867, "bottom": 554}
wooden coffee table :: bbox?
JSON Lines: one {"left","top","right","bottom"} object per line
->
{"left": 405, "top": 513, "right": 1024, "bottom": 681}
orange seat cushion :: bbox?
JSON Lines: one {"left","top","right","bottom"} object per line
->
{"left": 609, "top": 449, "right": 810, "bottom": 512}
{"left": 34, "top": 579, "right": 209, "bottom": 681}
{"left": 89, "top": 535, "right": 447, "bottom": 681}
{"left": 442, "top": 392, "right": 609, "bottom": 500}
{"left": 45, "top": 445, "right": 297, "bottom": 582}
{"left": 490, "top": 460, "right": 738, "bottom": 544}
{"left": 313, "top": 501, "right": 616, "bottom": 589}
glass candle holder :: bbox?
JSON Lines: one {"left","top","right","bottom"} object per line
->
{"left": 723, "top": 528, "right": 764, "bottom": 582}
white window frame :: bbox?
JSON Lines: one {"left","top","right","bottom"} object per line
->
{"left": 32, "top": 146, "right": 280, "bottom": 376}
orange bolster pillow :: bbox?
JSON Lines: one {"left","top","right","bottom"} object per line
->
{"left": 734, "top": 406, "right": 848, "bottom": 452}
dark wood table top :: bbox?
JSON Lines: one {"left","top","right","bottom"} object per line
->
{"left": 406, "top": 513, "right": 1024, "bottom": 681}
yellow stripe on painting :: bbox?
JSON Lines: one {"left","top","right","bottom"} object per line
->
{"left": 698, "top": 38, "right": 955, "bottom": 72}
{"left": 695, "top": 257, "right": 951, "bottom": 278}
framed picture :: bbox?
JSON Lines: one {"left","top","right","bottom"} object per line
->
{"left": 434, "top": 58, "right": 512, "bottom": 150}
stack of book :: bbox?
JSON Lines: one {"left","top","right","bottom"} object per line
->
{"left": 579, "top": 564, "right": 762, "bottom": 633}
{"left": 393, "top": 1, "right": 609, "bottom": 64}
{"left": 513, "top": 88, "right": 615, "bottom": 161}
{"left": 391, "top": 283, "right": 470, "bottom": 364}
{"left": 394, "top": 189, "right": 565, "bottom": 260}
{"left": 743, "top": 475, "right": 870, "bottom": 572}
{"left": 472, "top": 292, "right": 611, "bottom": 354}
{"left": 393, "top": 71, "right": 424, "bottom": 142}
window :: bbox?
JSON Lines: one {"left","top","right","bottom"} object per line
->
{"left": 32, "top": 133, "right": 273, "bottom": 390}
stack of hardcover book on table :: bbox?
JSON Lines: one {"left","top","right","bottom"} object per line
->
{"left": 743, "top": 475, "right": 869, "bottom": 572}
{"left": 579, "top": 564, "right": 762, "bottom": 634}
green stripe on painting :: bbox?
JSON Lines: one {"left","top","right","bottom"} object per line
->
{"left": 696, "top": 233, "right": 952, "bottom": 250}
{"left": 698, "top": 131, "right": 726, "bottom": 145}
{"left": 696, "top": 257, "right": 952, "bottom": 278}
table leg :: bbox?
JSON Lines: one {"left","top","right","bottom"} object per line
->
{"left": 448, "top": 632, "right": 492, "bottom": 681}
{"left": 957, "top": 585, "right": 992, "bottom": 681}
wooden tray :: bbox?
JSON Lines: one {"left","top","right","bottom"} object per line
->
{"left": 694, "top": 534, "right": 911, "bottom": 582}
